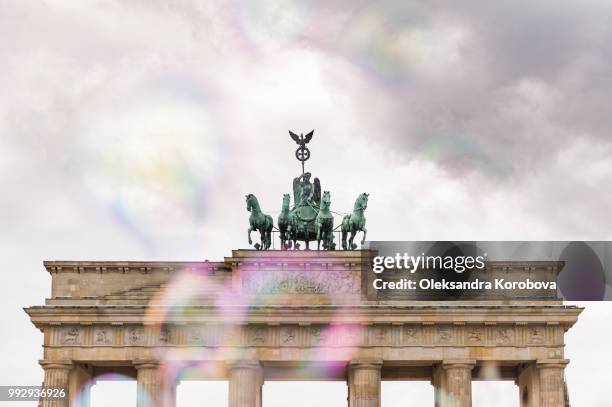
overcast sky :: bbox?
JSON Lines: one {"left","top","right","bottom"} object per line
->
{"left": 2, "top": 1, "right": 612, "bottom": 406}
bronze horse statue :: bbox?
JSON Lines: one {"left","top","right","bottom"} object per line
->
{"left": 277, "top": 193, "right": 296, "bottom": 249}
{"left": 341, "top": 193, "right": 368, "bottom": 250}
{"left": 316, "top": 191, "right": 335, "bottom": 250}
{"left": 246, "top": 194, "right": 273, "bottom": 250}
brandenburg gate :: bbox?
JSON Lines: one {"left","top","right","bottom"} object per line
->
{"left": 26, "top": 133, "right": 581, "bottom": 406}
{"left": 26, "top": 249, "right": 581, "bottom": 407}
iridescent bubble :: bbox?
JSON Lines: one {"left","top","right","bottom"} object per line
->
{"left": 342, "top": 5, "right": 467, "bottom": 85}
{"left": 145, "top": 253, "right": 368, "bottom": 382}
{"left": 74, "top": 80, "right": 222, "bottom": 250}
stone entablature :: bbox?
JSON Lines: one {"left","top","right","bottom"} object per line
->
{"left": 42, "top": 322, "right": 564, "bottom": 350}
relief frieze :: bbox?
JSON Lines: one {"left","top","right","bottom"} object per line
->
{"left": 494, "top": 326, "right": 514, "bottom": 345}
{"left": 125, "top": 326, "right": 144, "bottom": 345}
{"left": 435, "top": 325, "right": 454, "bottom": 344}
{"left": 158, "top": 325, "right": 171, "bottom": 345}
{"left": 403, "top": 326, "right": 420, "bottom": 344}
{"left": 466, "top": 326, "right": 484, "bottom": 345}
{"left": 280, "top": 326, "right": 298, "bottom": 345}
{"left": 93, "top": 326, "right": 112, "bottom": 345}
{"left": 249, "top": 326, "right": 268, "bottom": 345}
{"left": 527, "top": 326, "right": 546, "bottom": 345}
{"left": 62, "top": 326, "right": 81, "bottom": 345}
{"left": 49, "top": 323, "right": 551, "bottom": 348}
{"left": 240, "top": 270, "right": 360, "bottom": 294}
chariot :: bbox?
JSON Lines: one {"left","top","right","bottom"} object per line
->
{"left": 246, "top": 131, "right": 368, "bottom": 251}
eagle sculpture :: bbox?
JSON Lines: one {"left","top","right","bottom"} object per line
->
{"left": 289, "top": 130, "right": 314, "bottom": 145}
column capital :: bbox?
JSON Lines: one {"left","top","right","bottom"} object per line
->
{"left": 227, "top": 360, "right": 262, "bottom": 371}
{"left": 133, "top": 360, "right": 161, "bottom": 370}
{"left": 349, "top": 359, "right": 383, "bottom": 369}
{"left": 536, "top": 359, "right": 569, "bottom": 369}
{"left": 441, "top": 359, "right": 476, "bottom": 370}
{"left": 39, "top": 360, "right": 73, "bottom": 370}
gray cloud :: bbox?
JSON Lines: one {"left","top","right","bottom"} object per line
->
{"left": 1, "top": 2, "right": 612, "bottom": 403}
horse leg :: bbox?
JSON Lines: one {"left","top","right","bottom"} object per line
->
{"left": 265, "top": 228, "right": 271, "bottom": 250}
{"left": 349, "top": 229, "right": 357, "bottom": 250}
{"left": 361, "top": 227, "right": 367, "bottom": 245}
{"left": 248, "top": 226, "right": 253, "bottom": 245}
{"left": 282, "top": 225, "right": 288, "bottom": 249}
{"left": 259, "top": 228, "right": 267, "bottom": 250}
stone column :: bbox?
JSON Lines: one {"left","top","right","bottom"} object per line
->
{"left": 135, "top": 361, "right": 161, "bottom": 407}
{"left": 517, "top": 363, "right": 539, "bottom": 407}
{"left": 228, "top": 360, "right": 263, "bottom": 407}
{"left": 348, "top": 360, "right": 382, "bottom": 407}
{"left": 160, "top": 376, "right": 177, "bottom": 407}
{"left": 433, "top": 360, "right": 475, "bottom": 407}
{"left": 39, "top": 360, "right": 72, "bottom": 407}
{"left": 68, "top": 364, "right": 92, "bottom": 407}
{"left": 537, "top": 360, "right": 568, "bottom": 407}
{"left": 517, "top": 360, "right": 568, "bottom": 407}
{"left": 134, "top": 361, "right": 176, "bottom": 407}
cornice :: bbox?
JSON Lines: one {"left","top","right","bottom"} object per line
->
{"left": 41, "top": 259, "right": 565, "bottom": 274}
{"left": 24, "top": 304, "right": 583, "bottom": 329}
{"left": 43, "top": 260, "right": 229, "bottom": 274}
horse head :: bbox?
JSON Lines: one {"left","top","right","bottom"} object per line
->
{"left": 321, "top": 191, "right": 331, "bottom": 210}
{"left": 246, "top": 194, "right": 258, "bottom": 212}
{"left": 282, "top": 193, "right": 291, "bottom": 209}
{"left": 354, "top": 192, "right": 369, "bottom": 211}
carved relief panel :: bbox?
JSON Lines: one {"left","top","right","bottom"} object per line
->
{"left": 240, "top": 270, "right": 360, "bottom": 294}
{"left": 93, "top": 326, "right": 113, "bottom": 345}
{"left": 494, "top": 326, "right": 515, "bottom": 345}
{"left": 435, "top": 325, "right": 454, "bottom": 345}
{"left": 466, "top": 326, "right": 484, "bottom": 345}
{"left": 62, "top": 326, "right": 81, "bottom": 345}
{"left": 125, "top": 326, "right": 144, "bottom": 345}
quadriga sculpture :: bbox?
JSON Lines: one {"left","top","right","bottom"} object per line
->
{"left": 246, "top": 194, "right": 273, "bottom": 250}
{"left": 246, "top": 130, "right": 371, "bottom": 251}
